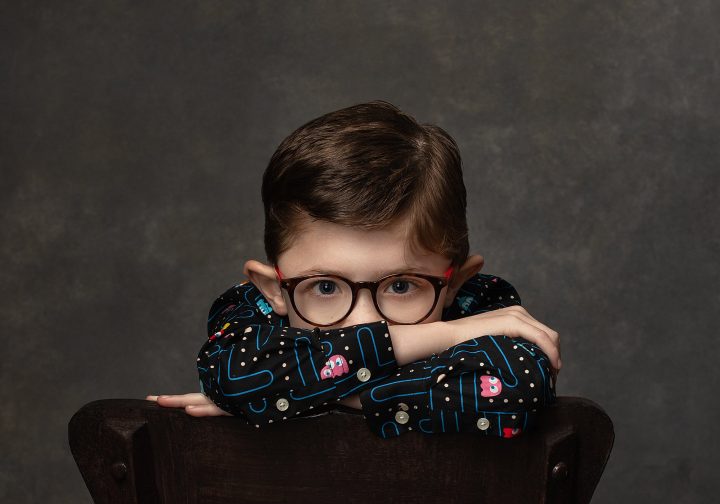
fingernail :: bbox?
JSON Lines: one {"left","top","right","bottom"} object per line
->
{"left": 557, "top": 359, "right": 562, "bottom": 369}
{"left": 187, "top": 405, "right": 195, "bottom": 409}
{"left": 159, "top": 395, "right": 169, "bottom": 399}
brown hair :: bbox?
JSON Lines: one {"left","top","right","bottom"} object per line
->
{"left": 262, "top": 100, "right": 469, "bottom": 271}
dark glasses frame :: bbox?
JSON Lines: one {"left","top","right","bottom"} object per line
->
{"left": 274, "top": 265, "right": 454, "bottom": 327}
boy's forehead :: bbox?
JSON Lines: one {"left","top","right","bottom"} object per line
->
{"left": 280, "top": 216, "right": 449, "bottom": 278}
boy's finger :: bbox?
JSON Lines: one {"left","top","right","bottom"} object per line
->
{"left": 520, "top": 321, "right": 561, "bottom": 370}
{"left": 512, "top": 313, "right": 561, "bottom": 365}
{"left": 185, "top": 404, "right": 232, "bottom": 417}
{"left": 156, "top": 393, "right": 208, "bottom": 407}
{"left": 524, "top": 325, "right": 560, "bottom": 371}
{"left": 146, "top": 395, "right": 159, "bottom": 401}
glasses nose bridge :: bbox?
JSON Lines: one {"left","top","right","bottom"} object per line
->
{"left": 350, "top": 280, "right": 381, "bottom": 306}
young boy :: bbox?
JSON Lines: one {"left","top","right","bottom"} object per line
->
{"left": 147, "top": 101, "right": 560, "bottom": 438}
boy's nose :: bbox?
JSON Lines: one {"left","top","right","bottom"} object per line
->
{"left": 340, "top": 288, "right": 384, "bottom": 327}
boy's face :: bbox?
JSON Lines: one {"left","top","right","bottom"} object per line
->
{"left": 245, "top": 213, "right": 485, "bottom": 330}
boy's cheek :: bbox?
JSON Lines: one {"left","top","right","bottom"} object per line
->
{"left": 427, "top": 295, "right": 448, "bottom": 322}
{"left": 285, "top": 309, "right": 318, "bottom": 330}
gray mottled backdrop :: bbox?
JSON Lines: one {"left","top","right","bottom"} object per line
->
{"left": 2, "top": 1, "right": 718, "bottom": 502}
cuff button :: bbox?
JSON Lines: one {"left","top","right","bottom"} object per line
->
{"left": 395, "top": 411, "right": 410, "bottom": 424}
{"left": 276, "top": 398, "right": 289, "bottom": 411}
{"left": 356, "top": 368, "right": 371, "bottom": 382}
{"left": 477, "top": 417, "right": 490, "bottom": 430}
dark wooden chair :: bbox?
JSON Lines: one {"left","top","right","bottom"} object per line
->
{"left": 68, "top": 396, "right": 613, "bottom": 503}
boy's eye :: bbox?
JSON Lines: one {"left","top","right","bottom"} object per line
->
{"left": 318, "top": 281, "right": 336, "bottom": 294}
{"left": 391, "top": 281, "right": 410, "bottom": 294}
{"left": 383, "top": 278, "right": 421, "bottom": 296}
{"left": 307, "top": 280, "right": 340, "bottom": 296}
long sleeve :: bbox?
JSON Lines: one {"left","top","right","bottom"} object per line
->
{"left": 357, "top": 273, "right": 556, "bottom": 438}
{"left": 197, "top": 281, "right": 398, "bottom": 426}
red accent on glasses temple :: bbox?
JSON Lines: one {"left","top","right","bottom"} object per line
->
{"left": 444, "top": 266, "right": 454, "bottom": 279}
{"left": 274, "top": 265, "right": 283, "bottom": 280}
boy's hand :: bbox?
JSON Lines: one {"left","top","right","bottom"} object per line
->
{"left": 446, "top": 305, "right": 561, "bottom": 374}
{"left": 145, "top": 393, "right": 233, "bottom": 417}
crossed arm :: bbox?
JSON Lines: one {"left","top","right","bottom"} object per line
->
{"left": 148, "top": 274, "right": 560, "bottom": 437}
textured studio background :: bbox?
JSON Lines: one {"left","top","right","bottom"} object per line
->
{"left": 2, "top": 1, "right": 719, "bottom": 502}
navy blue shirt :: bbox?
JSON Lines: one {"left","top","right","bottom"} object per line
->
{"left": 197, "top": 273, "right": 556, "bottom": 438}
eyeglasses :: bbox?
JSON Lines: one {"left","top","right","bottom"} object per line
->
{"left": 274, "top": 265, "right": 454, "bottom": 327}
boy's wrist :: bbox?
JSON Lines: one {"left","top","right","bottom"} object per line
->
{"left": 388, "top": 320, "right": 455, "bottom": 365}
{"left": 431, "top": 320, "right": 456, "bottom": 352}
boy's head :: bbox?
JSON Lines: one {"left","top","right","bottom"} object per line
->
{"left": 244, "top": 100, "right": 485, "bottom": 329}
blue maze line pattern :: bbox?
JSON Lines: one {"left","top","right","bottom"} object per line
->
{"left": 459, "top": 374, "right": 464, "bottom": 412}
{"left": 515, "top": 341, "right": 537, "bottom": 356}
{"left": 320, "top": 339, "right": 333, "bottom": 357}
{"left": 219, "top": 306, "right": 256, "bottom": 325}
{"left": 289, "top": 386, "right": 335, "bottom": 401}
{"left": 355, "top": 325, "right": 395, "bottom": 369}
{"left": 292, "top": 336, "right": 320, "bottom": 385}
{"left": 534, "top": 355, "right": 551, "bottom": 403}
{"left": 445, "top": 336, "right": 519, "bottom": 387}
{"left": 486, "top": 336, "right": 520, "bottom": 387}
{"left": 220, "top": 345, "right": 274, "bottom": 397}
{"left": 380, "top": 421, "right": 400, "bottom": 438}
{"left": 369, "top": 376, "right": 433, "bottom": 402}
{"left": 253, "top": 324, "right": 274, "bottom": 350}
{"left": 429, "top": 382, "right": 434, "bottom": 411}
{"left": 430, "top": 364, "right": 448, "bottom": 374}
{"left": 248, "top": 398, "right": 267, "bottom": 413}
{"left": 418, "top": 418, "right": 433, "bottom": 433}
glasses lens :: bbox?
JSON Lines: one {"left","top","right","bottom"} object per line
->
{"left": 294, "top": 277, "right": 353, "bottom": 325}
{"left": 377, "top": 275, "right": 437, "bottom": 323}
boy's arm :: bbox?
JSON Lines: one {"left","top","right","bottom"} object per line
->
{"left": 357, "top": 273, "right": 556, "bottom": 438}
{"left": 198, "top": 281, "right": 399, "bottom": 424}
{"left": 358, "top": 334, "right": 555, "bottom": 438}
{"left": 379, "top": 273, "right": 526, "bottom": 364}
{"left": 198, "top": 274, "right": 507, "bottom": 411}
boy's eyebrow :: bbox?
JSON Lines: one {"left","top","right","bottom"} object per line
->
{"left": 297, "top": 266, "right": 423, "bottom": 277}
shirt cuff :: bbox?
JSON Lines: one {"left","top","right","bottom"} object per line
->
{"left": 315, "top": 319, "right": 398, "bottom": 398}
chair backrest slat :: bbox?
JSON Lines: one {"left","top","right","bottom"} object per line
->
{"left": 69, "top": 396, "right": 613, "bottom": 504}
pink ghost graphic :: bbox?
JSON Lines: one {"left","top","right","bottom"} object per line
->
{"left": 480, "top": 375, "right": 502, "bottom": 397}
{"left": 503, "top": 427, "right": 521, "bottom": 438}
{"left": 320, "top": 354, "right": 349, "bottom": 380}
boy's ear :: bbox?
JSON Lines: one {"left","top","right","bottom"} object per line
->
{"left": 443, "top": 254, "right": 485, "bottom": 308}
{"left": 243, "top": 259, "right": 289, "bottom": 316}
